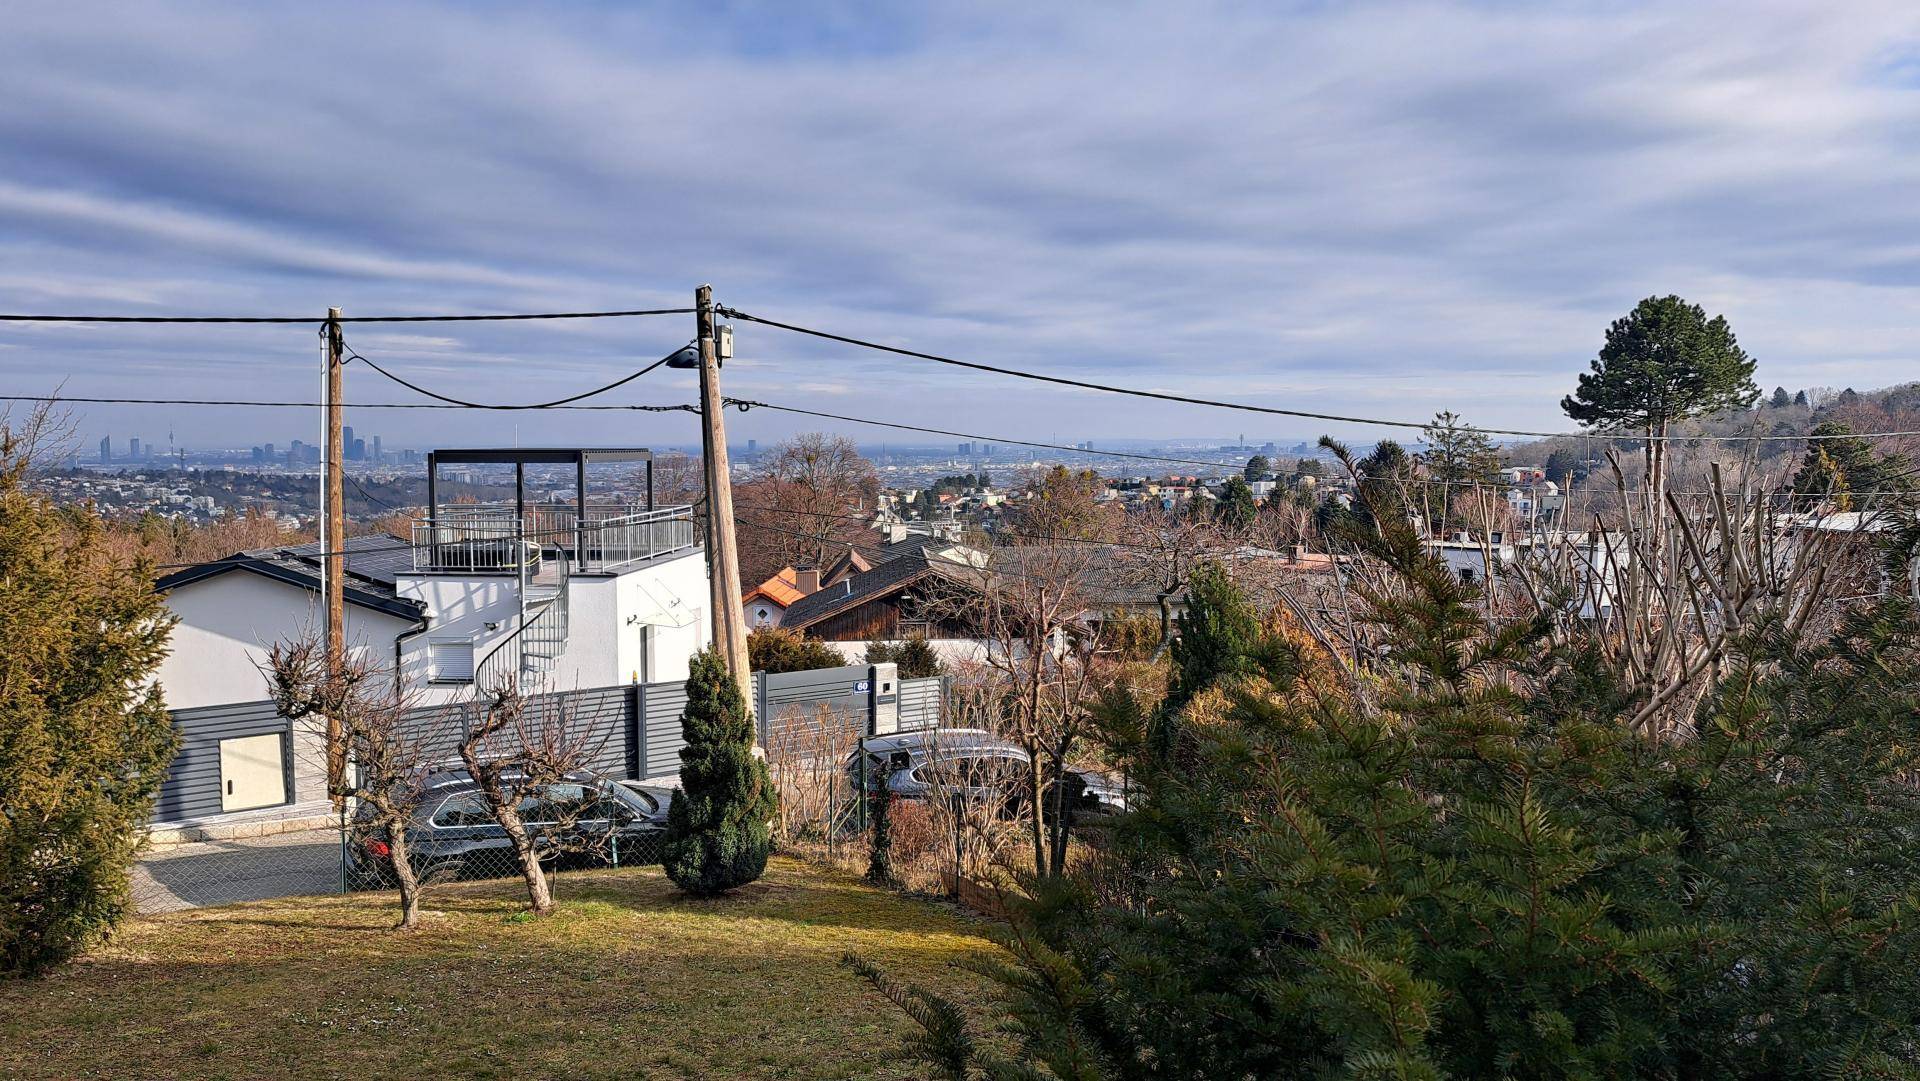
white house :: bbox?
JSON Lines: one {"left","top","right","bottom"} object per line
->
{"left": 151, "top": 447, "right": 710, "bottom": 835}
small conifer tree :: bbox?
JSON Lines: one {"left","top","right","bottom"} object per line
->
{"left": 866, "top": 764, "right": 894, "bottom": 886}
{"left": 662, "top": 649, "right": 776, "bottom": 895}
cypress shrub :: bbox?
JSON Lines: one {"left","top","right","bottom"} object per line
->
{"left": 661, "top": 650, "right": 775, "bottom": 896}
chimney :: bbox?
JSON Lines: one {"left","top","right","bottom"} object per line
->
{"left": 794, "top": 567, "right": 821, "bottom": 595}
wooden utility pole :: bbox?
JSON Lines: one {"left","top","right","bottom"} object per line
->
{"left": 695, "top": 285, "right": 753, "bottom": 711}
{"left": 322, "top": 307, "right": 347, "bottom": 806}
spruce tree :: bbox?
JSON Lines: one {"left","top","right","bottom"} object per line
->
{"left": 856, "top": 517, "right": 1920, "bottom": 1078}
{"left": 662, "top": 649, "right": 775, "bottom": 895}
{"left": 1166, "top": 560, "right": 1259, "bottom": 713}
{"left": 1419, "top": 410, "right": 1501, "bottom": 532}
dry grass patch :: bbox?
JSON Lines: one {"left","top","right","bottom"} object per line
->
{"left": 0, "top": 857, "right": 1000, "bottom": 1080}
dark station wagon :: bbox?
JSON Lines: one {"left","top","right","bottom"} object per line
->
{"left": 349, "top": 767, "right": 672, "bottom": 887}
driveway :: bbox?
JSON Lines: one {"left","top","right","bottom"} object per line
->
{"left": 133, "top": 829, "right": 343, "bottom": 913}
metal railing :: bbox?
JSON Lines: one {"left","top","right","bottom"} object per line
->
{"left": 474, "top": 584, "right": 569, "bottom": 691}
{"left": 410, "top": 504, "right": 696, "bottom": 574}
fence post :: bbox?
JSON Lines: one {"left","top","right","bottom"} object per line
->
{"left": 856, "top": 736, "right": 868, "bottom": 831}
{"left": 754, "top": 670, "right": 769, "bottom": 746}
{"left": 950, "top": 792, "right": 963, "bottom": 896}
{"left": 641, "top": 679, "right": 656, "bottom": 783}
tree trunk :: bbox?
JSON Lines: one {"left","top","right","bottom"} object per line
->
{"left": 386, "top": 820, "right": 424, "bottom": 930}
{"left": 1153, "top": 589, "right": 1176, "bottom": 661}
{"left": 1026, "top": 753, "right": 1049, "bottom": 878}
{"left": 1047, "top": 767, "right": 1071, "bottom": 877}
{"left": 500, "top": 811, "right": 554, "bottom": 914}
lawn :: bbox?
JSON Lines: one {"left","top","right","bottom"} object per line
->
{"left": 0, "top": 857, "right": 1002, "bottom": 1080}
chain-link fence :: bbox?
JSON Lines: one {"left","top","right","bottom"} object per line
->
{"left": 133, "top": 820, "right": 667, "bottom": 914}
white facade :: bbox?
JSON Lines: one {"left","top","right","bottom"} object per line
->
{"left": 156, "top": 572, "right": 417, "bottom": 711}
{"left": 159, "top": 548, "right": 711, "bottom": 710}
{"left": 744, "top": 598, "right": 788, "bottom": 629}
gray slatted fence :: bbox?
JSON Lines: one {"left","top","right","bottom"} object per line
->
{"left": 757, "top": 664, "right": 871, "bottom": 748}
{"left": 638, "top": 679, "right": 690, "bottom": 780}
{"left": 897, "top": 676, "right": 947, "bottom": 732}
{"left": 396, "top": 685, "right": 636, "bottom": 778}
{"left": 156, "top": 669, "right": 947, "bottom": 823}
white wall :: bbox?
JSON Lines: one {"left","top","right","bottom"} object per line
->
{"left": 615, "top": 550, "right": 710, "bottom": 685}
{"left": 393, "top": 548, "right": 712, "bottom": 701}
{"left": 392, "top": 573, "right": 521, "bottom": 706}
{"left": 744, "top": 599, "right": 786, "bottom": 629}
{"left": 157, "top": 571, "right": 420, "bottom": 814}
{"left": 158, "top": 571, "right": 417, "bottom": 711}
{"left": 823, "top": 638, "right": 991, "bottom": 667}
{"left": 163, "top": 550, "right": 714, "bottom": 718}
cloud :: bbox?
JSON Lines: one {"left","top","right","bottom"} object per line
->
{"left": 2, "top": 1, "right": 1919, "bottom": 450}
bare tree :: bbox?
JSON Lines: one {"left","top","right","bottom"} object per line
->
{"left": 766, "top": 703, "right": 860, "bottom": 857}
{"left": 1116, "top": 508, "right": 1219, "bottom": 656}
{"left": 734, "top": 433, "right": 881, "bottom": 582}
{"left": 0, "top": 396, "right": 76, "bottom": 475}
{"left": 1508, "top": 456, "right": 1844, "bottom": 736}
{"left": 932, "top": 535, "right": 1110, "bottom": 878}
{"left": 263, "top": 633, "right": 439, "bottom": 929}
{"left": 454, "top": 686, "right": 610, "bottom": 915}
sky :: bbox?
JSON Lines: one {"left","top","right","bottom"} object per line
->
{"left": 4, "top": 1, "right": 1920, "bottom": 455}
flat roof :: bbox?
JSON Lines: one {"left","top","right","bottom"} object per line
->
{"left": 428, "top": 448, "right": 653, "bottom": 465}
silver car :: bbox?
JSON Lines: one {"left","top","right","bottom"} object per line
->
{"left": 850, "top": 729, "right": 1128, "bottom": 817}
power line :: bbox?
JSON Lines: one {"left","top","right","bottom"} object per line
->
{"left": 718, "top": 306, "right": 1920, "bottom": 444}
{"left": 0, "top": 308, "right": 693, "bottom": 324}
{"left": 341, "top": 332, "right": 678, "bottom": 410}
{"left": 1, "top": 394, "right": 694, "bottom": 412}
{"left": 724, "top": 398, "right": 1230, "bottom": 470}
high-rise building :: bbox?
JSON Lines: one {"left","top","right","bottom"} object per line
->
{"left": 263, "top": 443, "right": 275, "bottom": 461}
{"left": 350, "top": 437, "right": 366, "bottom": 461}
{"left": 129, "top": 437, "right": 142, "bottom": 460}
{"left": 372, "top": 435, "right": 382, "bottom": 462}
{"left": 746, "top": 438, "right": 757, "bottom": 454}
{"left": 957, "top": 442, "right": 974, "bottom": 455}
{"left": 99, "top": 436, "right": 111, "bottom": 463}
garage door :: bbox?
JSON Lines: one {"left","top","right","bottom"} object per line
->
{"left": 219, "top": 733, "right": 288, "bottom": 812}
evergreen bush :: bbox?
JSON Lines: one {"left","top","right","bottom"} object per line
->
{"left": 0, "top": 432, "right": 177, "bottom": 976}
{"left": 857, "top": 514, "right": 1920, "bottom": 1078}
{"left": 662, "top": 650, "right": 776, "bottom": 896}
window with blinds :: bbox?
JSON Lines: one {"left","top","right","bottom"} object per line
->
{"left": 429, "top": 639, "right": 475, "bottom": 683}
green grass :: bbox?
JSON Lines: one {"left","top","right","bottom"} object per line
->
{"left": 0, "top": 857, "right": 1002, "bottom": 1080}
